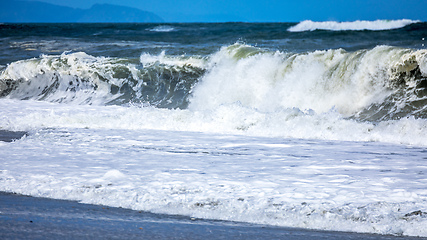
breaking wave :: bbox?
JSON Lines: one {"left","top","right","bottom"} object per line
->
{"left": 1, "top": 43, "right": 426, "bottom": 121}
{"left": 288, "top": 19, "right": 420, "bottom": 32}
{"left": 0, "top": 51, "right": 205, "bottom": 108}
{"left": 190, "top": 44, "right": 427, "bottom": 121}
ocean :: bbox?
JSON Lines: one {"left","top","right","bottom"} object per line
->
{"left": 1, "top": 20, "right": 427, "bottom": 237}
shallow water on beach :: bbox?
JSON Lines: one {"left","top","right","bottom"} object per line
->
{"left": 2, "top": 192, "right": 424, "bottom": 240}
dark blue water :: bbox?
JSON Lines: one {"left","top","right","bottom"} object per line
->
{"left": 1, "top": 21, "right": 427, "bottom": 120}
{"left": 1, "top": 22, "right": 426, "bottom": 64}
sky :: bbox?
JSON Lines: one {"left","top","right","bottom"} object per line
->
{"left": 22, "top": 0, "right": 427, "bottom": 22}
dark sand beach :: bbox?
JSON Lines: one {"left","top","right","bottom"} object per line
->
{"left": 0, "top": 192, "right": 425, "bottom": 240}
{"left": 0, "top": 130, "right": 27, "bottom": 142}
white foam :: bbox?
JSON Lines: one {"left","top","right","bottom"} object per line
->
{"left": 1, "top": 87, "right": 427, "bottom": 237}
{"left": 288, "top": 19, "right": 419, "bottom": 32}
{"left": 190, "top": 44, "right": 427, "bottom": 117}
{"left": 0, "top": 98, "right": 426, "bottom": 147}
{"left": 0, "top": 123, "right": 426, "bottom": 236}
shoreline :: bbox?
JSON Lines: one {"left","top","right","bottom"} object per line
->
{"left": 0, "top": 192, "right": 425, "bottom": 239}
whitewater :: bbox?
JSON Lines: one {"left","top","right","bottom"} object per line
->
{"left": 1, "top": 20, "right": 427, "bottom": 237}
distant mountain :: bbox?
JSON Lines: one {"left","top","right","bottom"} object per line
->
{"left": 0, "top": 0, "right": 164, "bottom": 23}
{"left": 78, "top": 4, "right": 163, "bottom": 23}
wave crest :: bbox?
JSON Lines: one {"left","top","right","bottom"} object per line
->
{"left": 288, "top": 19, "right": 419, "bottom": 32}
{"left": 190, "top": 44, "right": 427, "bottom": 121}
{"left": 1, "top": 44, "right": 427, "bottom": 121}
{"left": 0, "top": 51, "right": 205, "bottom": 108}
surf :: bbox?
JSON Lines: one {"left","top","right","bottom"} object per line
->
{"left": 190, "top": 44, "right": 427, "bottom": 121}
{"left": 1, "top": 43, "right": 427, "bottom": 146}
{"left": 1, "top": 43, "right": 426, "bottom": 121}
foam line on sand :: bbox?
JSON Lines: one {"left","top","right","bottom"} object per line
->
{"left": 0, "top": 192, "right": 424, "bottom": 240}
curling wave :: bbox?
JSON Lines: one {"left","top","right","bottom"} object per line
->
{"left": 0, "top": 51, "right": 205, "bottom": 108}
{"left": 190, "top": 44, "right": 427, "bottom": 121}
{"left": 1, "top": 44, "right": 426, "bottom": 121}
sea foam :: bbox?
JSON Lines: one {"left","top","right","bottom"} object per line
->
{"left": 1, "top": 123, "right": 427, "bottom": 236}
{"left": 1, "top": 44, "right": 427, "bottom": 146}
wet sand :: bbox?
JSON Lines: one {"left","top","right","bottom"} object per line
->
{"left": 0, "top": 192, "right": 424, "bottom": 240}
{"left": 0, "top": 130, "right": 27, "bottom": 142}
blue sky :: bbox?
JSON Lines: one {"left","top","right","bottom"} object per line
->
{"left": 24, "top": 0, "right": 427, "bottom": 22}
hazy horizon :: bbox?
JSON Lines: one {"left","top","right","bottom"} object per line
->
{"left": 2, "top": 0, "right": 427, "bottom": 23}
